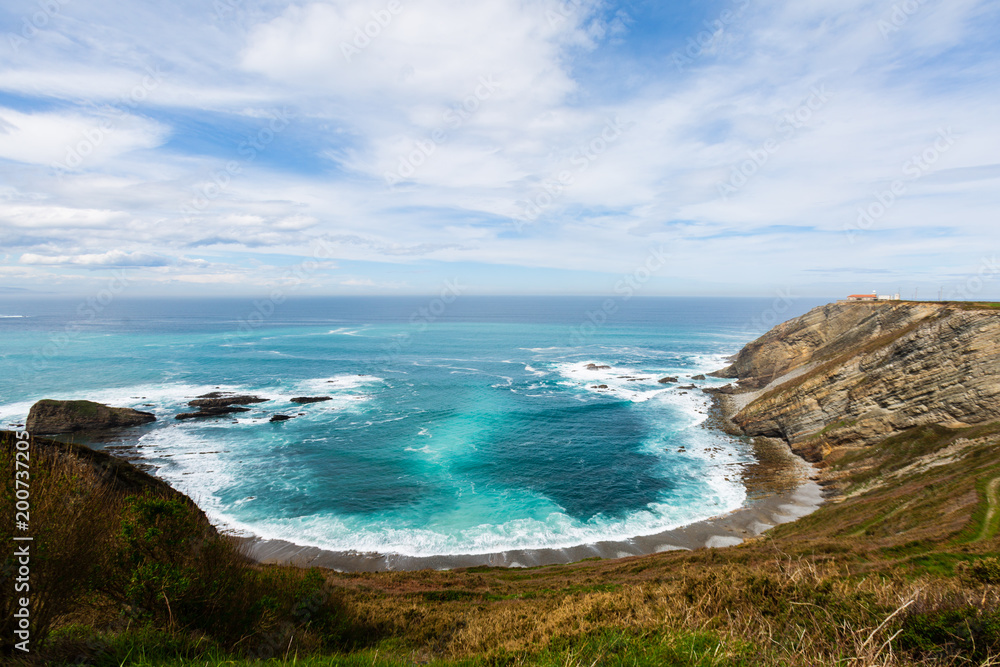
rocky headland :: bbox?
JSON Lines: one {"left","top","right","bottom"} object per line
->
{"left": 711, "top": 300, "right": 1000, "bottom": 467}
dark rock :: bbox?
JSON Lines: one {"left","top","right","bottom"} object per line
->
{"left": 187, "top": 395, "right": 268, "bottom": 408}
{"left": 592, "top": 384, "right": 609, "bottom": 389}
{"left": 175, "top": 406, "right": 251, "bottom": 420}
{"left": 290, "top": 396, "right": 333, "bottom": 404}
{"left": 657, "top": 377, "right": 678, "bottom": 384}
{"left": 26, "top": 399, "right": 156, "bottom": 435}
{"left": 691, "top": 374, "right": 707, "bottom": 381}
{"left": 585, "top": 363, "right": 611, "bottom": 370}
{"left": 703, "top": 383, "right": 742, "bottom": 395}
{"left": 270, "top": 414, "right": 293, "bottom": 422}
{"left": 679, "top": 384, "right": 697, "bottom": 390}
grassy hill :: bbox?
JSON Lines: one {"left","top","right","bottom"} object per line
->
{"left": 3, "top": 421, "right": 999, "bottom": 666}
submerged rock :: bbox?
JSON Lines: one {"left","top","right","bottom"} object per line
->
{"left": 188, "top": 395, "right": 267, "bottom": 408}
{"left": 290, "top": 396, "right": 333, "bottom": 404}
{"left": 657, "top": 376, "right": 678, "bottom": 384}
{"left": 175, "top": 406, "right": 251, "bottom": 420}
{"left": 26, "top": 399, "right": 156, "bottom": 435}
{"left": 270, "top": 414, "right": 293, "bottom": 422}
{"left": 691, "top": 374, "right": 707, "bottom": 381}
{"left": 585, "top": 363, "right": 611, "bottom": 370}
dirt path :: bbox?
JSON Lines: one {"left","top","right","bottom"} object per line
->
{"left": 977, "top": 476, "right": 1000, "bottom": 542}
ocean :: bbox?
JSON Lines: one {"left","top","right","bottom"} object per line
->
{"left": 0, "top": 296, "right": 822, "bottom": 559}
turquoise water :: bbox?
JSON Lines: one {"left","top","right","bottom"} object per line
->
{"left": 0, "top": 296, "right": 820, "bottom": 557}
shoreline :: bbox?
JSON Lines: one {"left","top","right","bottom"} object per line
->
{"left": 247, "top": 368, "right": 826, "bottom": 572}
{"left": 245, "top": 471, "right": 823, "bottom": 571}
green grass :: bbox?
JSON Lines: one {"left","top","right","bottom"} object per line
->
{"left": 956, "top": 469, "right": 1000, "bottom": 543}
{"left": 37, "top": 398, "right": 102, "bottom": 417}
{"left": 805, "top": 419, "right": 858, "bottom": 440}
{"left": 901, "top": 552, "right": 978, "bottom": 577}
{"left": 517, "top": 629, "right": 760, "bottom": 667}
{"left": 87, "top": 630, "right": 759, "bottom": 667}
{"left": 943, "top": 301, "right": 1000, "bottom": 310}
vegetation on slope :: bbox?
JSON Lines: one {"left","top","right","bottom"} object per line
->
{"left": 0, "top": 432, "right": 360, "bottom": 665}
{"left": 2, "top": 421, "right": 1000, "bottom": 666}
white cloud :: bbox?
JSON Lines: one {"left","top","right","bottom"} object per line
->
{"left": 18, "top": 249, "right": 205, "bottom": 268}
{"left": 1, "top": 204, "right": 130, "bottom": 228}
{"left": 0, "top": 107, "right": 168, "bottom": 168}
{"left": 0, "top": 0, "right": 997, "bottom": 294}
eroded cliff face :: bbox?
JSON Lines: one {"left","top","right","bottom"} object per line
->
{"left": 723, "top": 302, "right": 1000, "bottom": 462}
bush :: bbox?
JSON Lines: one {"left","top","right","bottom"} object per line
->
{"left": 967, "top": 556, "right": 1000, "bottom": 584}
{"left": 898, "top": 606, "right": 1000, "bottom": 662}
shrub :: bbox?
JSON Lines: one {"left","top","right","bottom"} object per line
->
{"left": 107, "top": 496, "right": 266, "bottom": 644}
{"left": 967, "top": 557, "right": 1000, "bottom": 584}
{"left": 898, "top": 606, "right": 1000, "bottom": 662}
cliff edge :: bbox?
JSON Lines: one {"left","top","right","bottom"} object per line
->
{"left": 717, "top": 301, "right": 1000, "bottom": 463}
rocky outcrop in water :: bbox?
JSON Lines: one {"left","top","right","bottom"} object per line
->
{"left": 175, "top": 393, "right": 267, "bottom": 420}
{"left": 175, "top": 406, "right": 251, "bottom": 420}
{"left": 26, "top": 400, "right": 156, "bottom": 435}
{"left": 188, "top": 394, "right": 267, "bottom": 408}
{"left": 290, "top": 396, "right": 332, "bottom": 404}
{"left": 718, "top": 302, "right": 1000, "bottom": 461}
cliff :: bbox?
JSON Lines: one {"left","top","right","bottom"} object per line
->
{"left": 0, "top": 429, "right": 199, "bottom": 501}
{"left": 718, "top": 301, "right": 1000, "bottom": 462}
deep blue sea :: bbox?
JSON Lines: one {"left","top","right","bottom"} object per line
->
{"left": 0, "top": 296, "right": 822, "bottom": 557}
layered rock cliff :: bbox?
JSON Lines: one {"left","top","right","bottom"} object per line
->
{"left": 716, "top": 301, "right": 1000, "bottom": 462}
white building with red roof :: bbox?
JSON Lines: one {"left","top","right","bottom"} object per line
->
{"left": 846, "top": 291, "right": 900, "bottom": 301}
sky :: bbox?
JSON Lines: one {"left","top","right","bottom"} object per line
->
{"left": 1, "top": 0, "right": 999, "bottom": 299}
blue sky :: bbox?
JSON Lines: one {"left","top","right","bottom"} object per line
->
{"left": 1, "top": 0, "right": 999, "bottom": 299}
